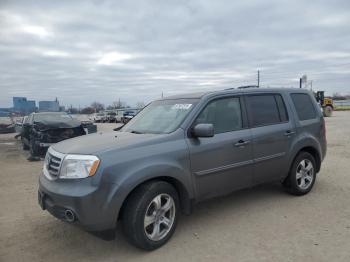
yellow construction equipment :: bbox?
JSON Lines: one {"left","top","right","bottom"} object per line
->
{"left": 315, "top": 91, "right": 334, "bottom": 117}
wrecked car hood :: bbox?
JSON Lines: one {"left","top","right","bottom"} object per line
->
{"left": 33, "top": 119, "right": 82, "bottom": 131}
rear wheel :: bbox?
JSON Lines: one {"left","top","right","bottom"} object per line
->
{"left": 323, "top": 105, "right": 333, "bottom": 117}
{"left": 283, "top": 152, "right": 316, "bottom": 195}
{"left": 122, "top": 181, "right": 179, "bottom": 250}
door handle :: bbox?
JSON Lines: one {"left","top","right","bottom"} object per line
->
{"left": 284, "top": 130, "right": 295, "bottom": 136}
{"left": 234, "top": 140, "right": 250, "bottom": 147}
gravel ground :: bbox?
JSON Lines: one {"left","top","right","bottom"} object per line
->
{"left": 0, "top": 113, "right": 349, "bottom": 262}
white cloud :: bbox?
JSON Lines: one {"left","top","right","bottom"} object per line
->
{"left": 41, "top": 49, "right": 70, "bottom": 58}
{"left": 20, "top": 25, "right": 53, "bottom": 39}
{"left": 96, "top": 51, "right": 134, "bottom": 65}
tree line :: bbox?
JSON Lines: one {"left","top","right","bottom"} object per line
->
{"left": 67, "top": 100, "right": 146, "bottom": 114}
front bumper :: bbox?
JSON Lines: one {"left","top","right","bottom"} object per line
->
{"left": 38, "top": 174, "right": 121, "bottom": 231}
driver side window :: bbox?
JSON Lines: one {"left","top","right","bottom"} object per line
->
{"left": 194, "top": 97, "right": 242, "bottom": 134}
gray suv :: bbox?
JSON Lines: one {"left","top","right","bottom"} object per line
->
{"left": 38, "top": 88, "right": 327, "bottom": 250}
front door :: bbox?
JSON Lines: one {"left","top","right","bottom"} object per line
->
{"left": 186, "top": 96, "right": 254, "bottom": 201}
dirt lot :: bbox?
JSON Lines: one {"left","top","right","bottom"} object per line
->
{"left": 1, "top": 113, "right": 350, "bottom": 262}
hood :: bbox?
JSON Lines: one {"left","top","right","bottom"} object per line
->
{"left": 34, "top": 119, "right": 82, "bottom": 131}
{"left": 52, "top": 131, "right": 160, "bottom": 155}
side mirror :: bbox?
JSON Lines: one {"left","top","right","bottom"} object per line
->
{"left": 192, "top": 123, "right": 214, "bottom": 138}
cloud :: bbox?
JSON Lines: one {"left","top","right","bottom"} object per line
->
{"left": 96, "top": 51, "right": 134, "bottom": 66}
{"left": 0, "top": 0, "right": 350, "bottom": 108}
{"left": 20, "top": 25, "right": 53, "bottom": 39}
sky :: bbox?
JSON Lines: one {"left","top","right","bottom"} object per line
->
{"left": 1, "top": 0, "right": 350, "bottom": 108}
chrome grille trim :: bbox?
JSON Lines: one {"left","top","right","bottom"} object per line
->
{"left": 43, "top": 147, "right": 65, "bottom": 180}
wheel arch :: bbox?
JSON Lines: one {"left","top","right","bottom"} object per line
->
{"left": 118, "top": 175, "right": 193, "bottom": 221}
{"left": 289, "top": 145, "right": 322, "bottom": 175}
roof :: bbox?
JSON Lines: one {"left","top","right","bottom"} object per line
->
{"left": 162, "top": 87, "right": 310, "bottom": 100}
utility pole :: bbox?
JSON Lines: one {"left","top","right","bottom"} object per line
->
{"left": 257, "top": 70, "right": 260, "bottom": 87}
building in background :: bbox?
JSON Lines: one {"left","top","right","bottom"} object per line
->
{"left": 39, "top": 98, "right": 60, "bottom": 112}
{"left": 12, "top": 97, "right": 36, "bottom": 114}
{"left": 0, "top": 108, "right": 11, "bottom": 117}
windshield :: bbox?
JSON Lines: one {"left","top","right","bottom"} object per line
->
{"left": 33, "top": 113, "right": 72, "bottom": 122}
{"left": 122, "top": 99, "right": 198, "bottom": 134}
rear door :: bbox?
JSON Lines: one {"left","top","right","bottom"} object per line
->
{"left": 186, "top": 96, "right": 254, "bottom": 201}
{"left": 245, "top": 93, "right": 295, "bottom": 185}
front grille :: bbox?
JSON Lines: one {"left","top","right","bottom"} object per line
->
{"left": 47, "top": 154, "right": 62, "bottom": 177}
{"left": 44, "top": 148, "right": 64, "bottom": 179}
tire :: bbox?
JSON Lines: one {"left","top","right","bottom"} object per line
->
{"left": 21, "top": 138, "right": 29, "bottom": 150}
{"left": 29, "top": 139, "right": 39, "bottom": 157}
{"left": 323, "top": 105, "right": 333, "bottom": 117}
{"left": 283, "top": 152, "right": 317, "bottom": 196}
{"left": 122, "top": 181, "right": 180, "bottom": 250}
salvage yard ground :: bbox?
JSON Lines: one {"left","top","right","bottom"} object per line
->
{"left": 1, "top": 112, "right": 350, "bottom": 262}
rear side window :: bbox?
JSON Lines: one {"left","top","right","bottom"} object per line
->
{"left": 291, "top": 93, "right": 317, "bottom": 120}
{"left": 246, "top": 94, "right": 288, "bottom": 127}
{"left": 194, "top": 97, "right": 242, "bottom": 134}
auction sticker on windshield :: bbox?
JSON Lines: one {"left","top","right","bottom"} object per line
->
{"left": 171, "top": 104, "right": 192, "bottom": 110}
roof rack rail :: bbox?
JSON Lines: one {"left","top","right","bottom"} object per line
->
{"left": 237, "top": 85, "right": 259, "bottom": 89}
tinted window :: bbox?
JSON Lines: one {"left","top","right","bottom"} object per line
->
{"left": 194, "top": 97, "right": 242, "bottom": 134}
{"left": 275, "top": 95, "right": 289, "bottom": 122}
{"left": 291, "top": 93, "right": 317, "bottom": 120}
{"left": 246, "top": 95, "right": 281, "bottom": 127}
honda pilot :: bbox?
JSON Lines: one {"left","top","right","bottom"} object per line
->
{"left": 38, "top": 88, "right": 327, "bottom": 250}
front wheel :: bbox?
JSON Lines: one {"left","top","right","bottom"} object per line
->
{"left": 122, "top": 181, "right": 179, "bottom": 250}
{"left": 29, "top": 138, "right": 40, "bottom": 157}
{"left": 21, "top": 138, "right": 29, "bottom": 150}
{"left": 283, "top": 152, "right": 316, "bottom": 195}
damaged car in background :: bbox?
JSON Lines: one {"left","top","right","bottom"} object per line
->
{"left": 20, "top": 112, "right": 97, "bottom": 158}
{"left": 0, "top": 118, "right": 16, "bottom": 134}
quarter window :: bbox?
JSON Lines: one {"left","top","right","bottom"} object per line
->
{"left": 291, "top": 93, "right": 317, "bottom": 120}
{"left": 194, "top": 97, "right": 242, "bottom": 134}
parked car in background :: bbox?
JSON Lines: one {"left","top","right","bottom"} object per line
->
{"left": 38, "top": 88, "right": 326, "bottom": 250}
{"left": 115, "top": 110, "right": 125, "bottom": 123}
{"left": 21, "top": 112, "right": 95, "bottom": 158}
{"left": 106, "top": 111, "right": 117, "bottom": 122}
{"left": 0, "top": 117, "right": 16, "bottom": 134}
{"left": 91, "top": 112, "right": 105, "bottom": 123}
{"left": 121, "top": 110, "right": 138, "bottom": 124}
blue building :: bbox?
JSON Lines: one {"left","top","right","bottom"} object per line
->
{"left": 13, "top": 97, "right": 36, "bottom": 114}
{"left": 39, "top": 100, "right": 60, "bottom": 112}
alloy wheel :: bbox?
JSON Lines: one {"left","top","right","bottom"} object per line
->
{"left": 296, "top": 159, "right": 314, "bottom": 190}
{"left": 144, "top": 193, "right": 176, "bottom": 241}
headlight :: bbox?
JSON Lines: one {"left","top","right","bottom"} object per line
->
{"left": 60, "top": 154, "right": 100, "bottom": 179}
